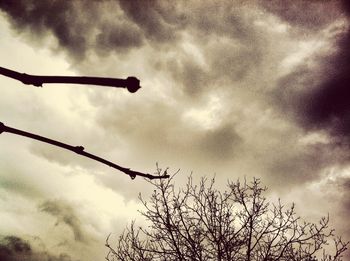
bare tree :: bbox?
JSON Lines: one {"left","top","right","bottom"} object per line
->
{"left": 106, "top": 169, "right": 348, "bottom": 261}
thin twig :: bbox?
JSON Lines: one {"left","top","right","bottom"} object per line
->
{"left": 0, "top": 122, "right": 169, "bottom": 180}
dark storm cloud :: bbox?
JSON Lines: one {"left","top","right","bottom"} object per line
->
{"left": 208, "top": 38, "right": 264, "bottom": 84}
{"left": 117, "top": 0, "right": 182, "bottom": 43}
{"left": 38, "top": 200, "right": 86, "bottom": 242}
{"left": 95, "top": 94, "right": 242, "bottom": 163}
{"left": 198, "top": 124, "right": 241, "bottom": 160}
{"left": 0, "top": 0, "right": 91, "bottom": 59}
{"left": 266, "top": 142, "right": 349, "bottom": 187}
{"left": 184, "top": 1, "right": 257, "bottom": 39}
{"left": 158, "top": 2, "right": 268, "bottom": 97}
{"left": 258, "top": 0, "right": 349, "bottom": 158}
{"left": 302, "top": 31, "right": 350, "bottom": 144}
{"left": 0, "top": 235, "right": 75, "bottom": 261}
{"left": 0, "top": 0, "right": 147, "bottom": 60}
{"left": 273, "top": 0, "right": 350, "bottom": 148}
{"left": 259, "top": 0, "right": 342, "bottom": 31}
{"left": 163, "top": 36, "right": 264, "bottom": 97}
{"left": 165, "top": 56, "right": 208, "bottom": 96}
{"left": 95, "top": 21, "right": 144, "bottom": 54}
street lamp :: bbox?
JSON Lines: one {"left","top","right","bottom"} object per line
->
{"left": 0, "top": 66, "right": 141, "bottom": 93}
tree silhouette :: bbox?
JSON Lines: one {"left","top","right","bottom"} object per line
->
{"left": 106, "top": 169, "right": 348, "bottom": 260}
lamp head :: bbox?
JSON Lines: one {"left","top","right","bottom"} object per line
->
{"left": 126, "top": 76, "right": 141, "bottom": 93}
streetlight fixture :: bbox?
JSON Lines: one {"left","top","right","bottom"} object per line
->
{"left": 0, "top": 66, "right": 141, "bottom": 93}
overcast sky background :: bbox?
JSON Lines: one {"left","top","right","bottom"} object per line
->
{"left": 0, "top": 1, "right": 349, "bottom": 260}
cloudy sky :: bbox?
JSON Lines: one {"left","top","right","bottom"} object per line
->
{"left": 0, "top": 0, "right": 349, "bottom": 260}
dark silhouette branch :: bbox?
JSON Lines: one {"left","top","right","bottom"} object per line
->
{"left": 0, "top": 122, "right": 169, "bottom": 180}
{"left": 0, "top": 66, "right": 141, "bottom": 93}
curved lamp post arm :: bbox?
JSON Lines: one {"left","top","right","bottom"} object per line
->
{"left": 0, "top": 66, "right": 141, "bottom": 93}
{"left": 0, "top": 122, "right": 169, "bottom": 180}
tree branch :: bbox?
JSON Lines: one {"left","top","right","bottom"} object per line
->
{"left": 0, "top": 122, "right": 169, "bottom": 180}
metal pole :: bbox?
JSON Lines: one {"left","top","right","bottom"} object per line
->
{"left": 0, "top": 66, "right": 141, "bottom": 93}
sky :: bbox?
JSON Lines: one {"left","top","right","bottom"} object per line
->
{"left": 0, "top": 0, "right": 349, "bottom": 260}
